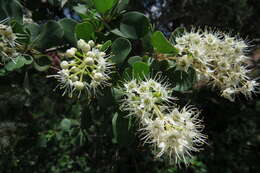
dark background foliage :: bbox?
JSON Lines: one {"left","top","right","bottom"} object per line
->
{"left": 0, "top": 0, "right": 260, "bottom": 173}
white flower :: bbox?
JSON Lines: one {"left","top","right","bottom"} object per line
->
{"left": 93, "top": 72, "right": 104, "bottom": 82}
{"left": 73, "top": 81, "right": 85, "bottom": 90}
{"left": 49, "top": 40, "right": 114, "bottom": 98}
{"left": 140, "top": 106, "right": 206, "bottom": 165}
{"left": 221, "top": 88, "right": 236, "bottom": 102}
{"left": 86, "top": 51, "right": 95, "bottom": 57}
{"left": 175, "top": 55, "right": 193, "bottom": 72}
{"left": 84, "top": 57, "right": 94, "bottom": 66}
{"left": 77, "top": 39, "right": 90, "bottom": 52}
{"left": 88, "top": 40, "right": 95, "bottom": 47}
{"left": 66, "top": 47, "right": 77, "bottom": 57}
{"left": 121, "top": 77, "right": 206, "bottom": 165}
{"left": 174, "top": 29, "right": 257, "bottom": 101}
{"left": 0, "top": 20, "right": 22, "bottom": 63}
{"left": 60, "top": 60, "right": 69, "bottom": 69}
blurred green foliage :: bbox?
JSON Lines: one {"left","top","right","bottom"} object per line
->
{"left": 0, "top": 0, "right": 259, "bottom": 173}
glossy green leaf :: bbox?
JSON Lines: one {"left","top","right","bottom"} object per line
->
{"left": 167, "top": 67, "right": 197, "bottom": 92}
{"left": 132, "top": 61, "right": 150, "bottom": 79}
{"left": 0, "top": 0, "right": 23, "bottom": 23}
{"left": 111, "top": 28, "right": 127, "bottom": 38}
{"left": 122, "top": 67, "right": 132, "bottom": 80}
{"left": 75, "top": 22, "right": 95, "bottom": 41}
{"left": 111, "top": 38, "right": 131, "bottom": 64}
{"left": 92, "top": 0, "right": 117, "bottom": 13}
{"left": 117, "top": 0, "right": 129, "bottom": 12}
{"left": 33, "top": 20, "right": 64, "bottom": 50}
{"left": 100, "top": 40, "right": 112, "bottom": 51}
{"left": 24, "top": 23, "right": 41, "bottom": 43}
{"left": 33, "top": 55, "right": 52, "bottom": 72}
{"left": 151, "top": 31, "right": 179, "bottom": 54}
{"left": 5, "top": 56, "right": 33, "bottom": 71}
{"left": 59, "top": 18, "right": 77, "bottom": 46}
{"left": 120, "top": 11, "right": 150, "bottom": 39}
{"left": 128, "top": 56, "right": 142, "bottom": 66}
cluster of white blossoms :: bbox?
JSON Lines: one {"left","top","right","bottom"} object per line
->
{"left": 174, "top": 29, "right": 258, "bottom": 101}
{"left": 50, "top": 39, "right": 114, "bottom": 98}
{"left": 121, "top": 77, "right": 206, "bottom": 165}
{"left": 0, "top": 19, "right": 20, "bottom": 62}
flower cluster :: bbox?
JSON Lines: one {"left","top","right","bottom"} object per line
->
{"left": 121, "top": 77, "right": 206, "bottom": 165}
{"left": 174, "top": 29, "right": 258, "bottom": 101}
{"left": 0, "top": 19, "right": 20, "bottom": 62}
{"left": 50, "top": 39, "right": 114, "bottom": 98}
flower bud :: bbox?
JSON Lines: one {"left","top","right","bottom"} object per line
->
{"left": 93, "top": 72, "right": 103, "bottom": 82}
{"left": 71, "top": 75, "right": 79, "bottom": 82}
{"left": 73, "top": 81, "right": 85, "bottom": 90}
{"left": 86, "top": 51, "right": 95, "bottom": 57}
{"left": 60, "top": 61, "right": 69, "bottom": 69}
{"left": 70, "top": 66, "right": 79, "bottom": 73}
{"left": 88, "top": 40, "right": 95, "bottom": 47}
{"left": 66, "top": 48, "right": 77, "bottom": 57}
{"left": 77, "top": 39, "right": 91, "bottom": 52}
{"left": 77, "top": 39, "right": 86, "bottom": 48}
{"left": 99, "top": 52, "right": 106, "bottom": 57}
{"left": 84, "top": 57, "right": 94, "bottom": 66}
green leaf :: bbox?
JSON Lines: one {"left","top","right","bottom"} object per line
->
{"left": 59, "top": 18, "right": 77, "bottom": 46}
{"left": 33, "top": 55, "right": 52, "bottom": 72}
{"left": 112, "top": 88, "right": 125, "bottom": 102}
{"left": 33, "top": 20, "right": 64, "bottom": 50}
{"left": 112, "top": 112, "right": 118, "bottom": 143}
{"left": 100, "top": 40, "right": 112, "bottom": 51}
{"left": 151, "top": 31, "right": 179, "bottom": 54}
{"left": 117, "top": 0, "right": 129, "bottom": 12}
{"left": 132, "top": 62, "right": 150, "bottom": 79}
{"left": 75, "top": 22, "right": 95, "bottom": 41}
{"left": 0, "top": 69, "right": 6, "bottom": 76}
{"left": 128, "top": 56, "right": 142, "bottom": 66}
{"left": 0, "top": 0, "right": 23, "bottom": 23}
{"left": 24, "top": 23, "right": 41, "bottom": 43}
{"left": 92, "top": 0, "right": 117, "bottom": 14}
{"left": 111, "top": 38, "right": 131, "bottom": 64}
{"left": 112, "top": 112, "right": 134, "bottom": 147}
{"left": 5, "top": 56, "right": 33, "bottom": 71}
{"left": 120, "top": 11, "right": 150, "bottom": 39}
{"left": 122, "top": 67, "right": 132, "bottom": 80}
{"left": 167, "top": 67, "right": 197, "bottom": 92}
{"left": 111, "top": 28, "right": 127, "bottom": 38}
{"left": 60, "top": 118, "right": 72, "bottom": 131}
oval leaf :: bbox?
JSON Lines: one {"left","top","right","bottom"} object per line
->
{"left": 59, "top": 18, "right": 77, "bottom": 46}
{"left": 120, "top": 12, "right": 150, "bottom": 39}
{"left": 33, "top": 20, "right": 64, "bottom": 50}
{"left": 92, "top": 0, "right": 117, "bottom": 13}
{"left": 133, "top": 61, "right": 150, "bottom": 79}
{"left": 75, "top": 22, "right": 95, "bottom": 41}
{"left": 151, "top": 31, "right": 179, "bottom": 55}
{"left": 111, "top": 38, "right": 131, "bottom": 64}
